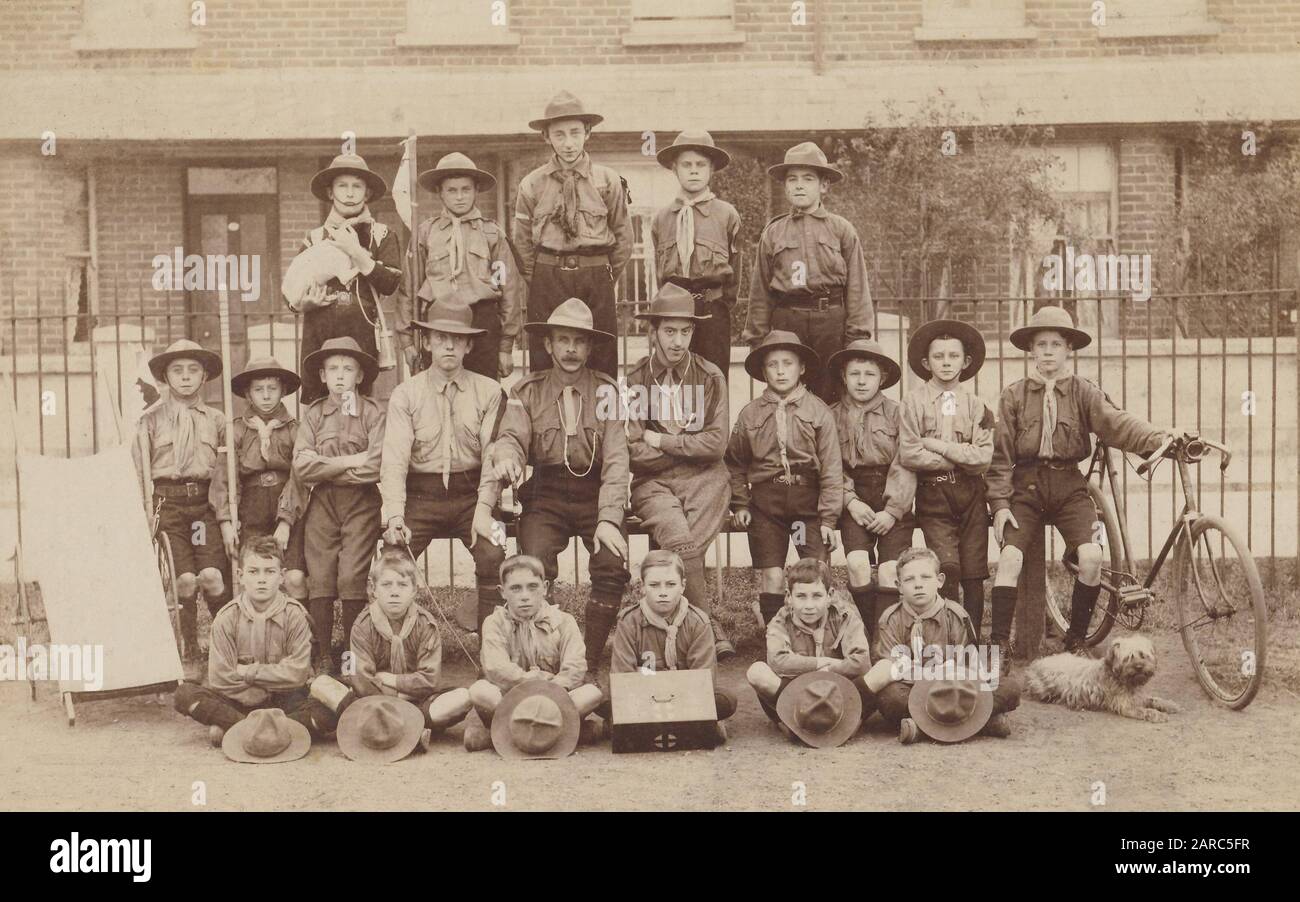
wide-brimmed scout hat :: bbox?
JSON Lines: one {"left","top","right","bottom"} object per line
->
{"left": 1008, "top": 304, "right": 1092, "bottom": 352}
{"left": 231, "top": 356, "right": 301, "bottom": 397}
{"left": 524, "top": 297, "right": 615, "bottom": 342}
{"left": 907, "top": 319, "right": 985, "bottom": 382}
{"left": 634, "top": 283, "right": 711, "bottom": 323}
{"left": 828, "top": 339, "right": 901, "bottom": 391}
{"left": 149, "top": 339, "right": 222, "bottom": 382}
{"left": 222, "top": 708, "right": 311, "bottom": 764}
{"left": 417, "top": 151, "right": 497, "bottom": 193}
{"left": 907, "top": 678, "right": 994, "bottom": 743}
{"left": 337, "top": 697, "right": 426, "bottom": 764}
{"left": 528, "top": 90, "right": 603, "bottom": 132}
{"left": 768, "top": 141, "right": 843, "bottom": 184}
{"left": 491, "top": 682, "right": 582, "bottom": 760}
{"left": 411, "top": 295, "right": 486, "bottom": 336}
{"left": 302, "top": 336, "right": 380, "bottom": 389}
{"left": 311, "top": 153, "right": 389, "bottom": 203}
{"left": 744, "top": 330, "right": 819, "bottom": 382}
{"left": 656, "top": 129, "right": 731, "bottom": 171}
{"left": 776, "top": 672, "right": 863, "bottom": 748}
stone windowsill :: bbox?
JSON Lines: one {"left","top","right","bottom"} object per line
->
{"left": 621, "top": 29, "right": 747, "bottom": 48}
{"left": 913, "top": 25, "right": 1038, "bottom": 42}
{"left": 1096, "top": 18, "right": 1222, "bottom": 39}
{"left": 71, "top": 31, "right": 199, "bottom": 52}
{"left": 395, "top": 29, "right": 521, "bottom": 48}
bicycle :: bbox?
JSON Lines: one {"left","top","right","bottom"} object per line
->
{"left": 1041, "top": 431, "right": 1267, "bottom": 710}
{"left": 150, "top": 496, "right": 186, "bottom": 659}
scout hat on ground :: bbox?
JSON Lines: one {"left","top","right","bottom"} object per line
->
{"left": 491, "top": 681, "right": 582, "bottom": 760}
{"left": 776, "top": 672, "right": 863, "bottom": 748}
{"left": 1008, "top": 304, "right": 1092, "bottom": 352}
{"left": 907, "top": 678, "right": 994, "bottom": 743}
{"left": 310, "top": 153, "right": 389, "bottom": 203}
{"left": 656, "top": 129, "right": 731, "bottom": 171}
{"left": 231, "top": 356, "right": 301, "bottom": 397}
{"left": 417, "top": 151, "right": 497, "bottom": 193}
{"left": 528, "top": 90, "right": 603, "bottom": 132}
{"left": 337, "top": 697, "right": 426, "bottom": 764}
{"left": 768, "top": 141, "right": 843, "bottom": 184}
{"left": 744, "top": 330, "right": 819, "bottom": 382}
{"left": 222, "top": 708, "right": 311, "bottom": 764}
{"left": 411, "top": 295, "right": 486, "bottom": 336}
{"left": 634, "top": 282, "right": 711, "bottom": 323}
{"left": 302, "top": 336, "right": 380, "bottom": 389}
{"left": 828, "top": 339, "right": 902, "bottom": 391}
{"left": 907, "top": 319, "right": 986, "bottom": 382}
{"left": 524, "top": 297, "right": 615, "bottom": 342}
{"left": 149, "top": 339, "right": 223, "bottom": 382}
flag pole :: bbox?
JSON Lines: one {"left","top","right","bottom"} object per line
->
{"left": 402, "top": 130, "right": 421, "bottom": 382}
{"left": 217, "top": 283, "right": 239, "bottom": 538}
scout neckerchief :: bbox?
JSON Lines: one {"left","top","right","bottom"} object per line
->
{"left": 555, "top": 372, "right": 598, "bottom": 477}
{"left": 1026, "top": 370, "right": 1070, "bottom": 459}
{"left": 504, "top": 603, "right": 547, "bottom": 671}
{"left": 369, "top": 602, "right": 418, "bottom": 674}
{"left": 167, "top": 390, "right": 207, "bottom": 477}
{"left": 762, "top": 383, "right": 809, "bottom": 479}
{"left": 638, "top": 595, "right": 689, "bottom": 670}
{"left": 904, "top": 595, "right": 946, "bottom": 663}
{"left": 675, "top": 191, "right": 714, "bottom": 276}
{"left": 238, "top": 591, "right": 288, "bottom": 665}
{"left": 431, "top": 368, "right": 464, "bottom": 489}
{"left": 245, "top": 402, "right": 290, "bottom": 464}
{"left": 791, "top": 608, "right": 830, "bottom": 657}
{"left": 651, "top": 346, "right": 696, "bottom": 435}
{"left": 839, "top": 392, "right": 885, "bottom": 466}
{"left": 441, "top": 211, "right": 472, "bottom": 277}
{"left": 549, "top": 154, "right": 588, "bottom": 241}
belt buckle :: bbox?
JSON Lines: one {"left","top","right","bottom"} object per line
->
{"left": 183, "top": 482, "right": 200, "bottom": 496}
{"left": 775, "top": 474, "right": 792, "bottom": 486}
{"left": 331, "top": 290, "right": 353, "bottom": 306}
{"left": 560, "top": 255, "right": 580, "bottom": 271}
{"left": 258, "top": 471, "right": 280, "bottom": 487}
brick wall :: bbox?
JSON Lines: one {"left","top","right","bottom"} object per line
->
{"left": 1, "top": 1, "right": 1295, "bottom": 72}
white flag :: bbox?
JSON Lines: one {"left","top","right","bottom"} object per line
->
{"left": 393, "top": 136, "right": 414, "bottom": 230}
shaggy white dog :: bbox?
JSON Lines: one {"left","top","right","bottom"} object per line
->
{"left": 1024, "top": 635, "right": 1182, "bottom": 722}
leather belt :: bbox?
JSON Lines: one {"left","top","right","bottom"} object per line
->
{"left": 153, "top": 479, "right": 211, "bottom": 498}
{"left": 767, "top": 472, "right": 815, "bottom": 487}
{"left": 848, "top": 464, "right": 890, "bottom": 478}
{"left": 243, "top": 471, "right": 287, "bottom": 488}
{"left": 1020, "top": 459, "right": 1079, "bottom": 472}
{"left": 775, "top": 287, "right": 846, "bottom": 311}
{"left": 918, "top": 470, "right": 970, "bottom": 486}
{"left": 537, "top": 250, "right": 611, "bottom": 271}
{"left": 407, "top": 471, "right": 481, "bottom": 493}
{"left": 325, "top": 289, "right": 353, "bottom": 306}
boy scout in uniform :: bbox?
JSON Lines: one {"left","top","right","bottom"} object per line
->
{"left": 988, "top": 306, "right": 1167, "bottom": 656}
{"left": 398, "top": 152, "right": 523, "bottom": 380}
{"left": 133, "top": 339, "right": 229, "bottom": 657}
{"left": 380, "top": 297, "right": 508, "bottom": 637}
{"left": 726, "top": 331, "right": 842, "bottom": 626}
{"left": 625, "top": 283, "right": 734, "bottom": 658}
{"left": 514, "top": 90, "right": 633, "bottom": 379}
{"left": 898, "top": 320, "right": 994, "bottom": 637}
{"left": 294, "top": 337, "right": 386, "bottom": 673}
{"left": 744, "top": 142, "right": 874, "bottom": 403}
{"left": 489, "top": 298, "right": 631, "bottom": 676}
{"left": 651, "top": 130, "right": 741, "bottom": 379}
{"left": 829, "top": 340, "right": 915, "bottom": 643}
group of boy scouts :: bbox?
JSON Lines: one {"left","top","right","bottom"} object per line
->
{"left": 136, "top": 90, "right": 1171, "bottom": 762}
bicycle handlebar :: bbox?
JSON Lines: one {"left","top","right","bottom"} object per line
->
{"left": 1135, "top": 432, "right": 1232, "bottom": 477}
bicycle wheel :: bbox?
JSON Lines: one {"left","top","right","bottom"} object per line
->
{"left": 156, "top": 532, "right": 184, "bottom": 657}
{"left": 1044, "top": 482, "right": 1129, "bottom": 645}
{"left": 1172, "top": 515, "right": 1267, "bottom": 709}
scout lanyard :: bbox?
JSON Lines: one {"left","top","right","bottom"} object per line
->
{"left": 651, "top": 346, "right": 696, "bottom": 433}
{"left": 555, "top": 390, "right": 599, "bottom": 477}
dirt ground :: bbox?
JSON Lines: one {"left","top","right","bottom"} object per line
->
{"left": 2, "top": 630, "right": 1298, "bottom": 813}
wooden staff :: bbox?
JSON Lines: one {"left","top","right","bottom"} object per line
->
{"left": 217, "top": 281, "right": 239, "bottom": 536}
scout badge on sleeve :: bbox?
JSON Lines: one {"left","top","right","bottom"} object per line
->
{"left": 907, "top": 678, "right": 994, "bottom": 743}
{"left": 491, "top": 682, "right": 582, "bottom": 760}
{"left": 776, "top": 672, "right": 863, "bottom": 748}
{"left": 609, "top": 670, "right": 720, "bottom": 753}
{"left": 222, "top": 708, "right": 312, "bottom": 764}
{"left": 337, "top": 697, "right": 427, "bottom": 764}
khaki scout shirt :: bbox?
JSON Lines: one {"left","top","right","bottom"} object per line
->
{"left": 379, "top": 366, "right": 506, "bottom": 522}
{"left": 493, "top": 367, "right": 630, "bottom": 526}
{"left": 725, "top": 388, "right": 844, "bottom": 527}
{"left": 987, "top": 374, "right": 1166, "bottom": 512}
{"left": 650, "top": 195, "right": 742, "bottom": 305}
{"left": 624, "top": 350, "right": 729, "bottom": 483}
{"left": 767, "top": 599, "right": 872, "bottom": 678}
{"left": 832, "top": 393, "right": 916, "bottom": 520}
{"left": 512, "top": 153, "right": 633, "bottom": 277}
{"left": 875, "top": 598, "right": 977, "bottom": 681}
{"left": 211, "top": 407, "right": 297, "bottom": 523}
{"left": 609, "top": 603, "right": 717, "bottom": 675}
{"left": 207, "top": 594, "right": 313, "bottom": 706}
{"left": 397, "top": 208, "right": 524, "bottom": 354}
{"left": 898, "top": 382, "right": 995, "bottom": 476}
{"left": 349, "top": 606, "right": 442, "bottom": 702}
{"left": 743, "top": 203, "right": 874, "bottom": 343}
{"left": 480, "top": 603, "right": 587, "bottom": 692}
{"left": 133, "top": 396, "right": 226, "bottom": 484}
{"left": 293, "top": 394, "right": 385, "bottom": 488}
